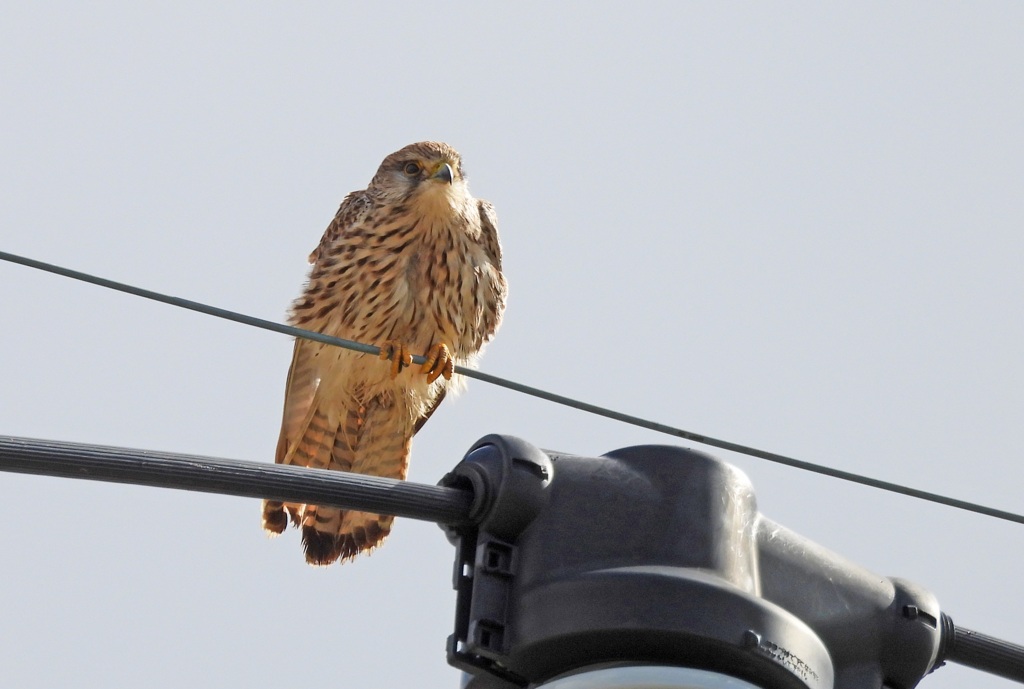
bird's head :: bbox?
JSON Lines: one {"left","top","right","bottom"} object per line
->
{"left": 367, "top": 141, "right": 468, "bottom": 208}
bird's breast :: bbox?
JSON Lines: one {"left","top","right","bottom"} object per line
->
{"left": 300, "top": 206, "right": 494, "bottom": 380}
{"left": 402, "top": 223, "right": 472, "bottom": 337}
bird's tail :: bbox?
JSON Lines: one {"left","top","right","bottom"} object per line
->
{"left": 262, "top": 400, "right": 412, "bottom": 566}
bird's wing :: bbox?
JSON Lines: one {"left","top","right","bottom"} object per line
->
{"left": 477, "top": 199, "right": 504, "bottom": 270}
{"left": 264, "top": 193, "right": 373, "bottom": 536}
{"left": 274, "top": 338, "right": 322, "bottom": 465}
{"left": 476, "top": 199, "right": 508, "bottom": 343}
{"left": 263, "top": 336, "right": 334, "bottom": 535}
{"left": 307, "top": 190, "right": 371, "bottom": 264}
{"left": 276, "top": 188, "right": 376, "bottom": 464}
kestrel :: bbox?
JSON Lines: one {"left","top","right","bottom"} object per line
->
{"left": 262, "top": 142, "right": 507, "bottom": 566}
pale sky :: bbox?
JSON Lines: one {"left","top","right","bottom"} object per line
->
{"left": 1, "top": 3, "right": 1022, "bottom": 688}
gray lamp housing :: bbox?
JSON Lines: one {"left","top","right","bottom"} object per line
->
{"left": 441, "top": 436, "right": 943, "bottom": 689}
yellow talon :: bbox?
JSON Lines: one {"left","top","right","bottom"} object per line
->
{"left": 421, "top": 343, "right": 454, "bottom": 384}
{"left": 378, "top": 340, "right": 413, "bottom": 379}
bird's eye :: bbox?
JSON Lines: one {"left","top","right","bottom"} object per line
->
{"left": 403, "top": 162, "right": 422, "bottom": 176}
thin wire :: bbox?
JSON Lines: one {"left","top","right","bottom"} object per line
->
{"left": 2, "top": 248, "right": 1022, "bottom": 526}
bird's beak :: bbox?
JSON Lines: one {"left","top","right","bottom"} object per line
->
{"left": 431, "top": 162, "right": 454, "bottom": 185}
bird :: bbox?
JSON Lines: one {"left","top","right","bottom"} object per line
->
{"left": 261, "top": 141, "right": 507, "bottom": 566}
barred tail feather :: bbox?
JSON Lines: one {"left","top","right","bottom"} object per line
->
{"left": 294, "top": 405, "right": 359, "bottom": 565}
{"left": 264, "top": 389, "right": 415, "bottom": 565}
{"left": 330, "top": 398, "right": 413, "bottom": 564}
{"left": 262, "top": 403, "right": 340, "bottom": 538}
{"left": 292, "top": 400, "right": 411, "bottom": 566}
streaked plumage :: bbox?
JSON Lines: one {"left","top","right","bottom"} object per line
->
{"left": 262, "top": 142, "right": 507, "bottom": 565}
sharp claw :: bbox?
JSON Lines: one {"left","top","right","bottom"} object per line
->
{"left": 379, "top": 340, "right": 412, "bottom": 379}
{"left": 422, "top": 343, "right": 453, "bottom": 384}
{"left": 381, "top": 341, "right": 452, "bottom": 382}
{"left": 420, "top": 346, "right": 438, "bottom": 380}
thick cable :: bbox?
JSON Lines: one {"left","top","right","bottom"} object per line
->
{"left": 939, "top": 614, "right": 1024, "bottom": 683}
{"left": 0, "top": 435, "right": 473, "bottom": 525}
{"left": 1, "top": 249, "right": 1022, "bottom": 526}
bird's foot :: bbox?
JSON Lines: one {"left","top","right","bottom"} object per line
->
{"left": 378, "top": 340, "right": 413, "bottom": 378}
{"left": 421, "top": 343, "right": 454, "bottom": 384}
